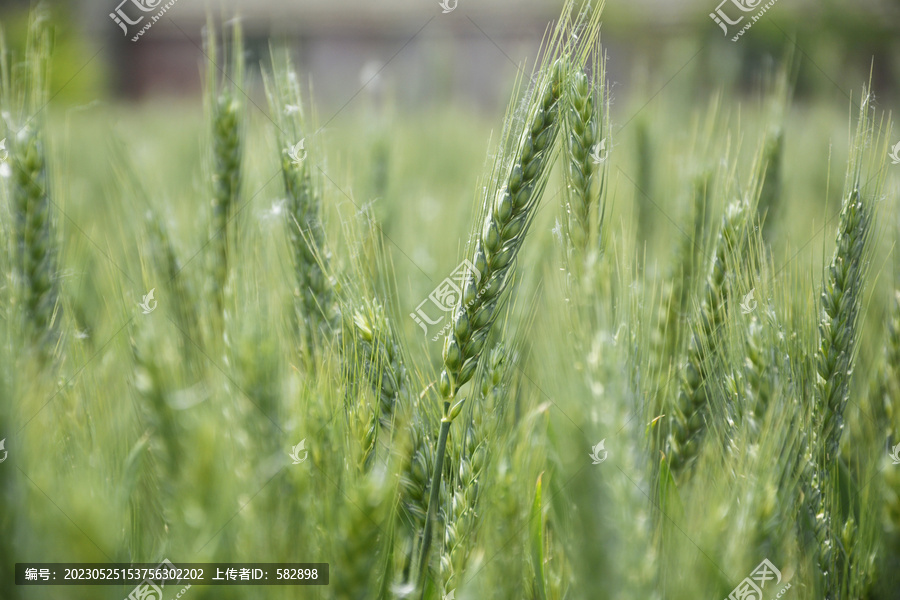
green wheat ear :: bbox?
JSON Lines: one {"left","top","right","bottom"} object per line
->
{"left": 344, "top": 298, "right": 409, "bottom": 471}
{"left": 440, "top": 344, "right": 510, "bottom": 594}
{"left": 875, "top": 290, "right": 900, "bottom": 563}
{"left": 263, "top": 47, "right": 337, "bottom": 360}
{"left": 205, "top": 20, "right": 245, "bottom": 316}
{"left": 439, "top": 61, "right": 565, "bottom": 404}
{"left": 418, "top": 4, "right": 603, "bottom": 592}
{"left": 666, "top": 198, "right": 749, "bottom": 480}
{"left": 562, "top": 43, "right": 608, "bottom": 271}
{"left": 803, "top": 88, "right": 887, "bottom": 600}
{"left": 422, "top": 73, "right": 569, "bottom": 580}
{"left": 808, "top": 185, "right": 872, "bottom": 600}
{"left": 8, "top": 12, "right": 59, "bottom": 348}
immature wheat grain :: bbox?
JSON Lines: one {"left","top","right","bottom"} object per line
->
{"left": 143, "top": 210, "right": 203, "bottom": 367}
{"left": 343, "top": 299, "right": 409, "bottom": 470}
{"left": 418, "top": 6, "right": 607, "bottom": 586}
{"left": 742, "top": 314, "right": 774, "bottom": 432}
{"left": 872, "top": 291, "right": 900, "bottom": 437}
{"left": 814, "top": 186, "right": 870, "bottom": 464}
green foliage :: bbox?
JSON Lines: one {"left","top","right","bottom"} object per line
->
{"left": 3, "top": 4, "right": 900, "bottom": 600}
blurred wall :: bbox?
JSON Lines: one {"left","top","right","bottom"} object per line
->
{"left": 0, "top": 0, "right": 898, "bottom": 108}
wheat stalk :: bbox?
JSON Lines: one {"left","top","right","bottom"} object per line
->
{"left": 10, "top": 125, "right": 58, "bottom": 343}
{"left": 814, "top": 186, "right": 870, "bottom": 465}
{"left": 742, "top": 314, "right": 774, "bottom": 432}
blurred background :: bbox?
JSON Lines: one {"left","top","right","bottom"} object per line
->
{"left": 0, "top": 0, "right": 899, "bottom": 107}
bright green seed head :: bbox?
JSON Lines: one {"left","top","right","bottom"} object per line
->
{"left": 495, "top": 189, "right": 513, "bottom": 223}
{"left": 523, "top": 155, "right": 541, "bottom": 180}
{"left": 509, "top": 165, "right": 524, "bottom": 193}
{"left": 531, "top": 108, "right": 546, "bottom": 137}
{"left": 520, "top": 135, "right": 535, "bottom": 164}
{"left": 453, "top": 310, "right": 471, "bottom": 342}
{"left": 440, "top": 370, "right": 453, "bottom": 398}
{"left": 483, "top": 218, "right": 501, "bottom": 254}
{"left": 473, "top": 247, "right": 487, "bottom": 277}
{"left": 471, "top": 304, "right": 492, "bottom": 329}
{"left": 458, "top": 360, "right": 479, "bottom": 388}
{"left": 502, "top": 214, "right": 527, "bottom": 240}
{"left": 490, "top": 246, "right": 515, "bottom": 270}
{"left": 574, "top": 70, "right": 589, "bottom": 97}
{"left": 534, "top": 127, "right": 553, "bottom": 153}
{"left": 443, "top": 335, "right": 462, "bottom": 371}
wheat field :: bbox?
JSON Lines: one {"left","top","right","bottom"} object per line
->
{"left": 1, "top": 2, "right": 900, "bottom": 599}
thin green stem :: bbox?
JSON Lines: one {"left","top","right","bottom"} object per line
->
{"left": 417, "top": 409, "right": 452, "bottom": 597}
